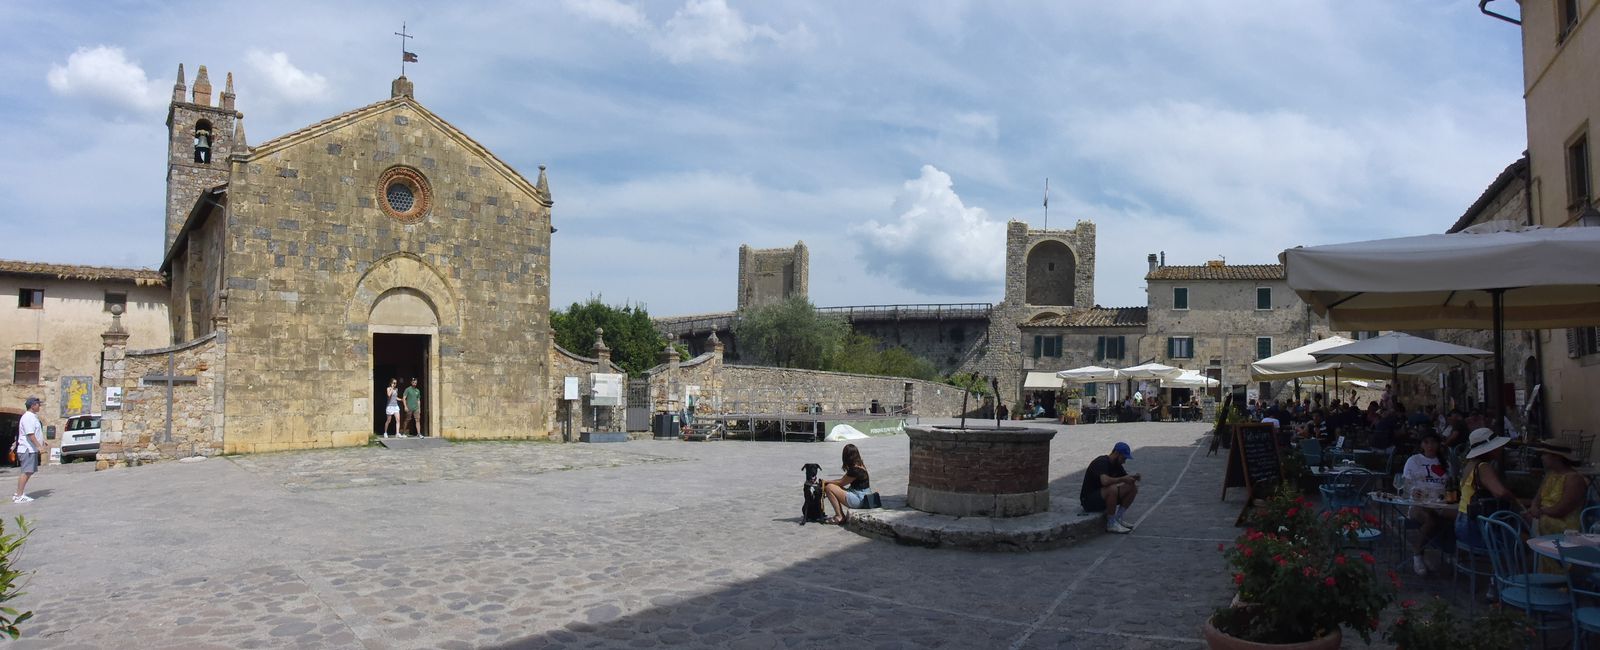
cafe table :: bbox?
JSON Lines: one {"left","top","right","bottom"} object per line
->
{"left": 1366, "top": 492, "right": 1458, "bottom": 567}
{"left": 1527, "top": 532, "right": 1600, "bottom": 570}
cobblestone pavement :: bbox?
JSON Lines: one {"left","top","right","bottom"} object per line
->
{"left": 2, "top": 420, "right": 1266, "bottom": 648}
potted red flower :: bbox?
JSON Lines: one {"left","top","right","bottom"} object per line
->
{"left": 1206, "top": 488, "right": 1395, "bottom": 648}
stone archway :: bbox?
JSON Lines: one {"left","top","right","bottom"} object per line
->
{"left": 1024, "top": 240, "right": 1077, "bottom": 306}
{"left": 348, "top": 254, "right": 459, "bottom": 438}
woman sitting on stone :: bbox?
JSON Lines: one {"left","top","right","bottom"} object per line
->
{"left": 821, "top": 443, "right": 872, "bottom": 525}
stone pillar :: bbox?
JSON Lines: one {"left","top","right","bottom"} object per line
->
{"left": 661, "top": 335, "right": 681, "bottom": 413}
{"left": 97, "top": 305, "right": 130, "bottom": 470}
{"left": 592, "top": 327, "right": 612, "bottom": 371}
{"left": 706, "top": 332, "right": 725, "bottom": 412}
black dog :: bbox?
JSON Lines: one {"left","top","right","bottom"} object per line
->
{"left": 801, "top": 463, "right": 828, "bottom": 524}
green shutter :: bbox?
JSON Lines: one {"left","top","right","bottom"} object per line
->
{"left": 1174, "top": 288, "right": 1188, "bottom": 310}
{"left": 1167, "top": 337, "right": 1175, "bottom": 358}
{"left": 1033, "top": 336, "right": 1042, "bottom": 359}
{"left": 1054, "top": 335, "right": 1063, "bottom": 358}
{"left": 1096, "top": 337, "right": 1106, "bottom": 360}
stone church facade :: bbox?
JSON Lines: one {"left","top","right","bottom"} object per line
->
{"left": 97, "top": 66, "right": 554, "bottom": 461}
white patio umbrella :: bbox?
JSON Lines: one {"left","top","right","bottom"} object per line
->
{"left": 1283, "top": 226, "right": 1600, "bottom": 425}
{"left": 1162, "top": 370, "right": 1219, "bottom": 388}
{"left": 1250, "top": 336, "right": 1392, "bottom": 382}
{"left": 1310, "top": 332, "right": 1490, "bottom": 390}
{"left": 1055, "top": 365, "right": 1122, "bottom": 382}
{"left": 1119, "top": 362, "right": 1185, "bottom": 381}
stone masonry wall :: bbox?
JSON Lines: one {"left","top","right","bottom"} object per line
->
{"left": 99, "top": 333, "right": 224, "bottom": 467}
{"left": 546, "top": 343, "right": 624, "bottom": 438}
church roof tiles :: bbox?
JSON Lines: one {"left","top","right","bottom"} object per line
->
{"left": 0, "top": 259, "right": 165, "bottom": 285}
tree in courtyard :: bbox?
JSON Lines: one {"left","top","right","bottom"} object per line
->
{"left": 829, "top": 332, "right": 938, "bottom": 380}
{"left": 550, "top": 298, "right": 672, "bottom": 376}
{"left": 734, "top": 297, "right": 847, "bottom": 369}
{"left": 0, "top": 516, "right": 32, "bottom": 638}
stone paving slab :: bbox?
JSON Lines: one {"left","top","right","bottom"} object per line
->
{"left": 5, "top": 420, "right": 1249, "bottom": 648}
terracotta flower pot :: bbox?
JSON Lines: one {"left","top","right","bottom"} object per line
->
{"left": 1202, "top": 615, "right": 1342, "bottom": 650}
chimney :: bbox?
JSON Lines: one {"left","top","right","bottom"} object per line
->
{"left": 1160, "top": 251, "right": 1166, "bottom": 267}
{"left": 1147, "top": 254, "right": 1158, "bottom": 274}
{"left": 391, "top": 75, "right": 414, "bottom": 99}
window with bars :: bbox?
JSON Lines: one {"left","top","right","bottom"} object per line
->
{"left": 1167, "top": 337, "right": 1195, "bottom": 359}
{"left": 1571, "top": 327, "right": 1600, "bottom": 358}
{"left": 1096, "top": 336, "right": 1126, "bottom": 361}
{"left": 1256, "top": 337, "right": 1273, "bottom": 360}
{"left": 13, "top": 350, "right": 39, "bottom": 385}
{"left": 1033, "top": 335, "right": 1063, "bottom": 358}
{"left": 17, "top": 288, "right": 42, "bottom": 309}
{"left": 1173, "top": 287, "right": 1189, "bottom": 310}
{"left": 1256, "top": 287, "right": 1272, "bottom": 310}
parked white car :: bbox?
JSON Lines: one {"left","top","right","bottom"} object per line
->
{"left": 61, "top": 414, "right": 101, "bottom": 462}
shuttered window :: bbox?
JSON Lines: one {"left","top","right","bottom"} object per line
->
{"left": 1033, "top": 335, "right": 1064, "bottom": 358}
{"left": 1173, "top": 287, "right": 1189, "bottom": 310}
{"left": 1256, "top": 287, "right": 1271, "bottom": 310}
{"left": 1167, "top": 337, "right": 1194, "bottom": 359}
{"left": 1570, "top": 327, "right": 1600, "bottom": 358}
{"left": 13, "top": 350, "right": 39, "bottom": 385}
{"left": 1256, "top": 337, "right": 1272, "bottom": 360}
{"left": 1095, "top": 336, "right": 1126, "bottom": 360}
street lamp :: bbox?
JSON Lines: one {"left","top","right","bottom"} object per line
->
{"left": 1577, "top": 202, "right": 1600, "bottom": 228}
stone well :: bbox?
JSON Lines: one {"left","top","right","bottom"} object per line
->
{"left": 905, "top": 424, "right": 1056, "bottom": 517}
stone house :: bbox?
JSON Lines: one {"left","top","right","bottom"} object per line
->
{"left": 1017, "top": 307, "right": 1147, "bottom": 407}
{"left": 1144, "top": 257, "right": 1330, "bottom": 403}
{"left": 95, "top": 66, "right": 554, "bottom": 461}
{"left": 0, "top": 262, "right": 168, "bottom": 443}
{"left": 1507, "top": 0, "right": 1600, "bottom": 440}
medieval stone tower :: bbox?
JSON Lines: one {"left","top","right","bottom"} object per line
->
{"left": 736, "top": 241, "right": 809, "bottom": 309}
{"left": 165, "top": 64, "right": 241, "bottom": 255}
{"left": 1003, "top": 220, "right": 1095, "bottom": 310}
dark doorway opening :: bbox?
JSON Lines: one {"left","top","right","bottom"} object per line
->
{"left": 373, "top": 333, "right": 430, "bottom": 436}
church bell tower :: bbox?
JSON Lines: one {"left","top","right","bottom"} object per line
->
{"left": 164, "top": 64, "right": 241, "bottom": 256}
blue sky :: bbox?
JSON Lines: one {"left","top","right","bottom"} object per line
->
{"left": 0, "top": 1, "right": 1528, "bottom": 315}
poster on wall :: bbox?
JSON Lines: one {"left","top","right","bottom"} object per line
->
{"left": 59, "top": 376, "right": 93, "bottom": 418}
{"left": 105, "top": 387, "right": 123, "bottom": 409}
{"left": 563, "top": 376, "right": 580, "bottom": 401}
{"left": 590, "top": 373, "right": 623, "bottom": 406}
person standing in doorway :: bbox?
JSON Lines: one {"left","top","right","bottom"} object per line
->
{"left": 405, "top": 378, "right": 423, "bottom": 437}
{"left": 13, "top": 397, "right": 46, "bottom": 503}
{"left": 383, "top": 378, "right": 402, "bottom": 438}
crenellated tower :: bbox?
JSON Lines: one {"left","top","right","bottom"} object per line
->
{"left": 164, "top": 64, "right": 241, "bottom": 256}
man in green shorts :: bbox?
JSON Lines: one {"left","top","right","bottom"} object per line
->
{"left": 404, "top": 378, "right": 423, "bottom": 437}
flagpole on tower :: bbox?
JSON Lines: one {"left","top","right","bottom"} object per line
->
{"left": 1043, "top": 178, "right": 1049, "bottom": 230}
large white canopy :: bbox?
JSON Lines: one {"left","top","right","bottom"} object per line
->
{"left": 1022, "top": 372, "right": 1065, "bottom": 390}
{"left": 1056, "top": 365, "right": 1121, "bottom": 382}
{"left": 1120, "top": 362, "right": 1185, "bottom": 381}
{"left": 1281, "top": 226, "right": 1600, "bottom": 330}
{"left": 1162, "top": 370, "right": 1219, "bottom": 388}
{"left": 1249, "top": 336, "right": 1429, "bottom": 382}
{"left": 1311, "top": 332, "right": 1491, "bottom": 369}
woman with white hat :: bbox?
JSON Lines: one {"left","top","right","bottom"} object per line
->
{"left": 1453, "top": 427, "right": 1522, "bottom": 550}
{"left": 1527, "top": 442, "right": 1587, "bottom": 538}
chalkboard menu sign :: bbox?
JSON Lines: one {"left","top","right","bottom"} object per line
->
{"left": 1220, "top": 423, "right": 1281, "bottom": 526}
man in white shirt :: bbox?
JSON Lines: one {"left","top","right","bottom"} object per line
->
{"left": 13, "top": 396, "right": 46, "bottom": 503}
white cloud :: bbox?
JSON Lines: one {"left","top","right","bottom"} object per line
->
{"left": 45, "top": 45, "right": 164, "bottom": 113}
{"left": 245, "top": 50, "right": 328, "bottom": 102}
{"left": 853, "top": 165, "right": 1005, "bottom": 295}
{"left": 561, "top": 0, "right": 649, "bottom": 32}
{"left": 563, "top": 0, "right": 810, "bottom": 64}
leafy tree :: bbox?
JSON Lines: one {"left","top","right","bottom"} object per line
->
{"left": 828, "top": 332, "right": 937, "bottom": 380}
{"left": 734, "top": 297, "right": 847, "bottom": 369}
{"left": 550, "top": 298, "right": 671, "bottom": 376}
{"left": 944, "top": 372, "right": 993, "bottom": 396}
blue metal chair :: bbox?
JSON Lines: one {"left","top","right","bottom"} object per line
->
{"left": 1584, "top": 505, "right": 1600, "bottom": 534}
{"left": 1556, "top": 541, "right": 1600, "bottom": 650}
{"left": 1481, "top": 515, "right": 1572, "bottom": 644}
{"left": 1319, "top": 468, "right": 1375, "bottom": 512}
{"left": 1299, "top": 438, "right": 1323, "bottom": 468}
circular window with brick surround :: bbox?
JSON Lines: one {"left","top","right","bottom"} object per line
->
{"left": 377, "top": 166, "right": 431, "bottom": 223}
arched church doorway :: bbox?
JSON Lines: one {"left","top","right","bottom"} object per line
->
{"left": 369, "top": 289, "right": 441, "bottom": 437}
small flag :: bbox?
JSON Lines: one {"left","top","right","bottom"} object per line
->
{"left": 403, "top": 51, "right": 418, "bottom": 63}
{"left": 1043, "top": 178, "right": 1049, "bottom": 209}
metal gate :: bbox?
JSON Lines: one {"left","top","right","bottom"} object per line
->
{"left": 625, "top": 378, "right": 651, "bottom": 432}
